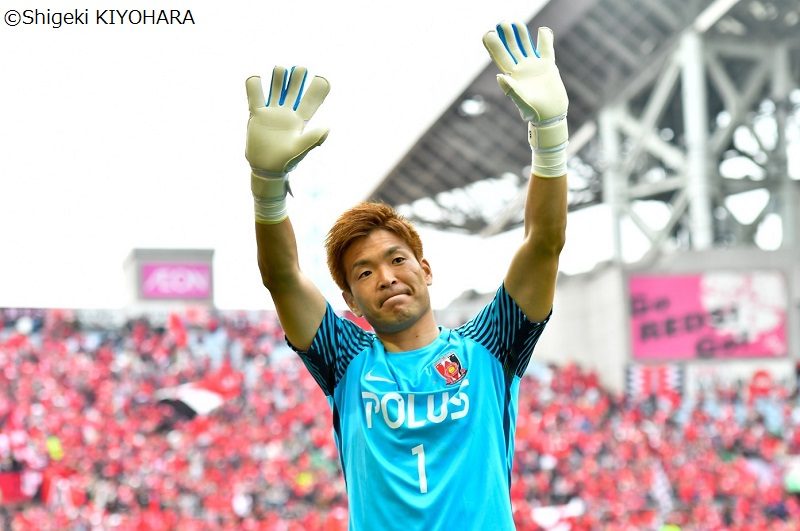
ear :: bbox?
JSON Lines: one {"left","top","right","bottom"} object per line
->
{"left": 341, "top": 291, "right": 362, "bottom": 317}
{"left": 420, "top": 258, "right": 433, "bottom": 286}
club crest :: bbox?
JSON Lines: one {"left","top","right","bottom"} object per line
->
{"left": 434, "top": 352, "right": 467, "bottom": 385}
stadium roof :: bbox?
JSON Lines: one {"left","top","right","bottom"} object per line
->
{"left": 366, "top": 0, "right": 800, "bottom": 234}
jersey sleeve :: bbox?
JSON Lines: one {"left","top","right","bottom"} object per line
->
{"left": 455, "top": 284, "right": 550, "bottom": 377}
{"left": 287, "top": 303, "right": 375, "bottom": 396}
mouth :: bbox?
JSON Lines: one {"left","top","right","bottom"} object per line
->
{"left": 381, "top": 291, "right": 410, "bottom": 307}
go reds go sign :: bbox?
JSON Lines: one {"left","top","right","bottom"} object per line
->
{"left": 629, "top": 271, "right": 787, "bottom": 360}
{"left": 140, "top": 263, "right": 211, "bottom": 300}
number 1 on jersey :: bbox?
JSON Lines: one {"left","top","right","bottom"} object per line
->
{"left": 411, "top": 444, "right": 428, "bottom": 493}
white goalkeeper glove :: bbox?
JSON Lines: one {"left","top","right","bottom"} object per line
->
{"left": 483, "top": 22, "right": 569, "bottom": 177}
{"left": 245, "top": 66, "right": 330, "bottom": 223}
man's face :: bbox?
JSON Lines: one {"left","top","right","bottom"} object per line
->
{"left": 341, "top": 229, "right": 433, "bottom": 335}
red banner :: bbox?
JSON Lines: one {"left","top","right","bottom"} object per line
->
{"left": 0, "top": 471, "right": 26, "bottom": 505}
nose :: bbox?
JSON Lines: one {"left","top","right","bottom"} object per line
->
{"left": 376, "top": 265, "right": 397, "bottom": 289}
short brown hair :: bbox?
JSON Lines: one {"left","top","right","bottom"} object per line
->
{"left": 325, "top": 202, "right": 423, "bottom": 292}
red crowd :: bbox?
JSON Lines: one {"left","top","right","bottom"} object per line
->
{"left": 1, "top": 307, "right": 799, "bottom": 530}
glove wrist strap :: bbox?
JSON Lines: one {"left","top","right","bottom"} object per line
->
{"left": 528, "top": 118, "right": 568, "bottom": 152}
{"left": 251, "top": 172, "right": 290, "bottom": 224}
{"left": 529, "top": 119, "right": 568, "bottom": 178}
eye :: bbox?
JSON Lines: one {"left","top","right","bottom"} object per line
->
{"left": 392, "top": 256, "right": 406, "bottom": 265}
{"left": 357, "top": 270, "right": 371, "bottom": 280}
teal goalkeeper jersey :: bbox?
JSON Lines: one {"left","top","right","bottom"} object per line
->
{"left": 290, "top": 285, "right": 549, "bottom": 531}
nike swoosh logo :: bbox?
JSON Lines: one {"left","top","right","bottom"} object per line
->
{"left": 365, "top": 370, "right": 395, "bottom": 384}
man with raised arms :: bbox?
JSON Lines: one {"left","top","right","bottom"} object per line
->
{"left": 243, "top": 21, "right": 568, "bottom": 530}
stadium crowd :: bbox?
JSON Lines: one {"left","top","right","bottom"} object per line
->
{"left": 1, "top": 307, "right": 799, "bottom": 530}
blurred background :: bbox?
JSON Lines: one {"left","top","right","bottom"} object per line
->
{"left": 2, "top": 0, "right": 800, "bottom": 529}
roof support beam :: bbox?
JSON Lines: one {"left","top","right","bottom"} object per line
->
{"left": 681, "top": 30, "right": 714, "bottom": 250}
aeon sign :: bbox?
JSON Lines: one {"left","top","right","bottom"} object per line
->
{"left": 140, "top": 263, "right": 211, "bottom": 299}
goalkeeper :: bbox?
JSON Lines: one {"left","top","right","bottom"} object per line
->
{"left": 245, "top": 22, "right": 568, "bottom": 530}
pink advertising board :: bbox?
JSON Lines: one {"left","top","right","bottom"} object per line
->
{"left": 629, "top": 271, "right": 787, "bottom": 360}
{"left": 140, "top": 262, "right": 212, "bottom": 300}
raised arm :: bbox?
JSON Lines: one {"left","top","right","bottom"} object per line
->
{"left": 245, "top": 66, "right": 329, "bottom": 349}
{"left": 483, "top": 23, "right": 569, "bottom": 322}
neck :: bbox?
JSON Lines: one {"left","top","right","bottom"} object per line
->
{"left": 377, "top": 310, "right": 440, "bottom": 353}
